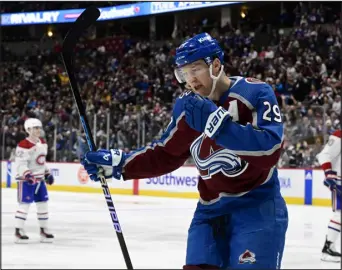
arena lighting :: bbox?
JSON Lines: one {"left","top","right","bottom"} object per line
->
{"left": 47, "top": 30, "right": 53, "bottom": 37}
{"left": 0, "top": 1, "right": 242, "bottom": 26}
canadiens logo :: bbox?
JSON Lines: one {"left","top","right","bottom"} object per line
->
{"left": 36, "top": 154, "right": 46, "bottom": 165}
{"left": 238, "top": 249, "right": 256, "bottom": 264}
{"left": 190, "top": 134, "right": 248, "bottom": 179}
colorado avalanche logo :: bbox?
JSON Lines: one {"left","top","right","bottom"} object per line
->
{"left": 190, "top": 134, "right": 248, "bottom": 180}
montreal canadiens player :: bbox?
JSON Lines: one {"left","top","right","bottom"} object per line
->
{"left": 82, "top": 33, "right": 288, "bottom": 269}
{"left": 317, "top": 130, "right": 341, "bottom": 262}
{"left": 14, "top": 118, "right": 54, "bottom": 243}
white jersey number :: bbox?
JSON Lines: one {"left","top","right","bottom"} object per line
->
{"left": 228, "top": 100, "right": 239, "bottom": 122}
{"left": 263, "top": 101, "right": 282, "bottom": 123}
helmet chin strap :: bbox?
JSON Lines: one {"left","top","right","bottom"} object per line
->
{"left": 208, "top": 64, "right": 224, "bottom": 98}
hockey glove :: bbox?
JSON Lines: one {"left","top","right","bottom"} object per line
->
{"left": 184, "top": 95, "right": 231, "bottom": 138}
{"left": 82, "top": 149, "right": 125, "bottom": 181}
{"left": 324, "top": 170, "right": 341, "bottom": 195}
{"left": 44, "top": 173, "right": 54, "bottom": 185}
{"left": 24, "top": 172, "right": 37, "bottom": 185}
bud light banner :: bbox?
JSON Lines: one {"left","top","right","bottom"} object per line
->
{"left": 1, "top": 2, "right": 236, "bottom": 26}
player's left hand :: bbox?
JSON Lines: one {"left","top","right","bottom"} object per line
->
{"left": 184, "top": 95, "right": 231, "bottom": 138}
{"left": 44, "top": 173, "right": 54, "bottom": 185}
{"left": 324, "top": 170, "right": 341, "bottom": 194}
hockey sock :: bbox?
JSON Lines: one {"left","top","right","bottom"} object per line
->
{"left": 36, "top": 202, "right": 49, "bottom": 228}
{"left": 327, "top": 212, "right": 341, "bottom": 243}
{"left": 15, "top": 203, "right": 30, "bottom": 229}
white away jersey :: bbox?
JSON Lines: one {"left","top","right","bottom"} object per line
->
{"left": 15, "top": 138, "right": 49, "bottom": 180}
{"left": 317, "top": 130, "right": 341, "bottom": 176}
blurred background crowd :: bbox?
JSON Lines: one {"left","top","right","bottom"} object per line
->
{"left": 1, "top": 1, "right": 341, "bottom": 168}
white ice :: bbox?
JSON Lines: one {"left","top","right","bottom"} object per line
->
{"left": 1, "top": 189, "right": 341, "bottom": 269}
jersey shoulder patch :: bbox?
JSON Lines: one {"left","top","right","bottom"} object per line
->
{"left": 18, "top": 139, "right": 35, "bottom": 149}
{"left": 332, "top": 130, "right": 341, "bottom": 138}
{"left": 40, "top": 138, "right": 47, "bottom": 144}
{"left": 229, "top": 76, "right": 271, "bottom": 109}
{"left": 245, "top": 77, "right": 266, "bottom": 84}
{"left": 178, "top": 90, "right": 193, "bottom": 99}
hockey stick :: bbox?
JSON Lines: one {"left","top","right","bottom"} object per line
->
{"left": 60, "top": 6, "right": 133, "bottom": 269}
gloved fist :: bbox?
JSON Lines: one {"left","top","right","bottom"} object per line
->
{"left": 81, "top": 161, "right": 113, "bottom": 182}
{"left": 324, "top": 170, "right": 341, "bottom": 194}
{"left": 45, "top": 173, "right": 54, "bottom": 185}
{"left": 24, "top": 172, "right": 37, "bottom": 185}
{"left": 184, "top": 95, "right": 230, "bottom": 138}
{"left": 82, "top": 149, "right": 125, "bottom": 181}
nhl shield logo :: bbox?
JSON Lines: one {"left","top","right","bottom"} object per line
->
{"left": 238, "top": 249, "right": 256, "bottom": 264}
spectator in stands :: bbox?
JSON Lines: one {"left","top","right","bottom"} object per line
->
{"left": 1, "top": 2, "right": 340, "bottom": 168}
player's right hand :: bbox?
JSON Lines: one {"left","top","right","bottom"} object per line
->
{"left": 324, "top": 170, "right": 341, "bottom": 194}
{"left": 24, "top": 172, "right": 37, "bottom": 185}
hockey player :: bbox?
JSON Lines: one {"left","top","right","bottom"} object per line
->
{"left": 14, "top": 118, "right": 55, "bottom": 243}
{"left": 317, "top": 130, "right": 341, "bottom": 262}
{"left": 82, "top": 33, "right": 288, "bottom": 269}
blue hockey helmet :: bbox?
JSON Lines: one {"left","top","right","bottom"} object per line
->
{"left": 174, "top": 33, "right": 224, "bottom": 84}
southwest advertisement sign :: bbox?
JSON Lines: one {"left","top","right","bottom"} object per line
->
{"left": 1, "top": 161, "right": 331, "bottom": 207}
{"left": 1, "top": 2, "right": 236, "bottom": 26}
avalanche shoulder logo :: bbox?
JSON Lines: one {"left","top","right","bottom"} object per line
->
{"left": 238, "top": 249, "right": 256, "bottom": 264}
{"left": 245, "top": 77, "right": 265, "bottom": 84}
{"left": 190, "top": 134, "right": 248, "bottom": 180}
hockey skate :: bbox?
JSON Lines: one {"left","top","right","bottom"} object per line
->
{"left": 15, "top": 228, "right": 29, "bottom": 244}
{"left": 40, "top": 228, "right": 54, "bottom": 243}
{"left": 321, "top": 239, "right": 341, "bottom": 262}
